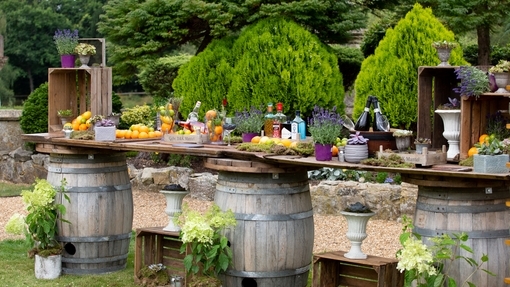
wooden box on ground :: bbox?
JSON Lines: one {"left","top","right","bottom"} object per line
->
{"left": 134, "top": 227, "right": 188, "bottom": 284}
{"left": 377, "top": 145, "right": 447, "bottom": 166}
{"left": 312, "top": 250, "right": 403, "bottom": 287}
{"left": 417, "top": 66, "right": 510, "bottom": 160}
{"left": 48, "top": 67, "right": 112, "bottom": 133}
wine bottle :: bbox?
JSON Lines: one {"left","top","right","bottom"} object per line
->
{"left": 272, "top": 102, "right": 285, "bottom": 138}
{"left": 354, "top": 96, "right": 372, "bottom": 131}
{"left": 372, "top": 97, "right": 387, "bottom": 132}
{"left": 187, "top": 101, "right": 201, "bottom": 122}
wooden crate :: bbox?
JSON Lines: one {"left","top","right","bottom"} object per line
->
{"left": 48, "top": 67, "right": 112, "bottom": 133}
{"left": 312, "top": 250, "right": 403, "bottom": 287}
{"left": 163, "top": 133, "right": 209, "bottom": 143}
{"left": 134, "top": 227, "right": 188, "bottom": 284}
{"left": 377, "top": 145, "right": 447, "bottom": 166}
{"left": 417, "top": 66, "right": 510, "bottom": 160}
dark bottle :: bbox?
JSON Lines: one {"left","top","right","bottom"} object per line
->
{"left": 372, "top": 97, "right": 387, "bottom": 132}
{"left": 354, "top": 96, "right": 372, "bottom": 131}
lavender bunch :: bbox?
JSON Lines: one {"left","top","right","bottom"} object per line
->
{"left": 233, "top": 106, "right": 265, "bottom": 133}
{"left": 308, "top": 106, "right": 344, "bottom": 145}
{"left": 53, "top": 29, "right": 79, "bottom": 55}
{"left": 453, "top": 66, "right": 489, "bottom": 98}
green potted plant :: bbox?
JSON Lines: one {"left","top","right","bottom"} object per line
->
{"left": 53, "top": 29, "right": 79, "bottom": 68}
{"left": 308, "top": 105, "right": 344, "bottom": 161}
{"left": 176, "top": 203, "right": 237, "bottom": 287}
{"left": 392, "top": 129, "right": 413, "bottom": 152}
{"left": 74, "top": 43, "right": 96, "bottom": 68}
{"left": 453, "top": 66, "right": 489, "bottom": 99}
{"left": 473, "top": 135, "right": 509, "bottom": 173}
{"left": 233, "top": 106, "right": 265, "bottom": 142}
{"left": 431, "top": 40, "right": 458, "bottom": 66}
{"left": 489, "top": 60, "right": 510, "bottom": 93}
{"left": 4, "top": 178, "right": 70, "bottom": 279}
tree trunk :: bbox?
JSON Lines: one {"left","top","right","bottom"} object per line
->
{"left": 477, "top": 24, "right": 491, "bottom": 66}
{"left": 196, "top": 32, "right": 213, "bottom": 55}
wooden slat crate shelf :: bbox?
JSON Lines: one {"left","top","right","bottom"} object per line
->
{"left": 134, "top": 227, "right": 188, "bottom": 285}
{"left": 48, "top": 67, "right": 112, "bottom": 133}
{"left": 312, "top": 250, "right": 403, "bottom": 287}
{"left": 417, "top": 66, "right": 510, "bottom": 160}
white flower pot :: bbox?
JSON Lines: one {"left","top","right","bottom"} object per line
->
{"left": 34, "top": 254, "right": 61, "bottom": 280}
{"left": 395, "top": 136, "right": 411, "bottom": 152}
{"left": 435, "top": 47, "right": 452, "bottom": 66}
{"left": 435, "top": 109, "right": 460, "bottom": 160}
{"left": 344, "top": 144, "right": 368, "bottom": 163}
{"left": 473, "top": 154, "right": 509, "bottom": 174}
{"left": 160, "top": 189, "right": 189, "bottom": 231}
{"left": 340, "top": 211, "right": 375, "bottom": 259}
{"left": 493, "top": 72, "right": 509, "bottom": 93}
{"left": 94, "top": 126, "right": 116, "bottom": 142}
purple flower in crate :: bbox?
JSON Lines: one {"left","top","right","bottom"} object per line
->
{"left": 95, "top": 118, "right": 115, "bottom": 127}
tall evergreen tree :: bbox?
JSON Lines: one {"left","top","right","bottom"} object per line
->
{"left": 353, "top": 3, "right": 466, "bottom": 129}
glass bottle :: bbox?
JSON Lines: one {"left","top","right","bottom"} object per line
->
{"left": 272, "top": 102, "right": 285, "bottom": 138}
{"left": 291, "top": 110, "right": 306, "bottom": 140}
{"left": 354, "top": 96, "right": 372, "bottom": 131}
{"left": 372, "top": 97, "right": 387, "bottom": 132}
{"left": 187, "top": 101, "right": 201, "bottom": 123}
{"left": 264, "top": 103, "right": 274, "bottom": 137}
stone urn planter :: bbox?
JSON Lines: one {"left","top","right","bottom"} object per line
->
{"left": 35, "top": 254, "right": 61, "bottom": 280}
{"left": 434, "top": 109, "right": 460, "bottom": 160}
{"left": 341, "top": 210, "right": 375, "bottom": 259}
{"left": 160, "top": 184, "right": 189, "bottom": 232}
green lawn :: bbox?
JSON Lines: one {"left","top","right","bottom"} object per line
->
{"left": 0, "top": 181, "right": 31, "bottom": 197}
{"left": 117, "top": 93, "right": 153, "bottom": 109}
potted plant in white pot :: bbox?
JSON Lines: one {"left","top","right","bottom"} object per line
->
{"left": 392, "top": 129, "right": 413, "bottom": 152}
{"left": 74, "top": 42, "right": 96, "bottom": 68}
{"left": 434, "top": 97, "right": 461, "bottom": 160}
{"left": 344, "top": 131, "right": 369, "bottom": 163}
{"left": 57, "top": 109, "right": 74, "bottom": 126}
{"left": 341, "top": 202, "right": 375, "bottom": 259}
{"left": 488, "top": 60, "right": 510, "bottom": 93}
{"left": 94, "top": 117, "right": 116, "bottom": 141}
{"left": 308, "top": 105, "right": 344, "bottom": 161}
{"left": 4, "top": 179, "right": 70, "bottom": 279}
{"left": 473, "top": 135, "right": 509, "bottom": 173}
{"left": 414, "top": 137, "right": 431, "bottom": 154}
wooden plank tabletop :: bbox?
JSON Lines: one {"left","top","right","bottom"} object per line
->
{"left": 21, "top": 133, "right": 510, "bottom": 182}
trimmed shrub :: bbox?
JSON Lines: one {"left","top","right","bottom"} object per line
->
{"left": 353, "top": 3, "right": 467, "bottom": 129}
{"left": 173, "top": 17, "right": 344, "bottom": 119}
{"left": 112, "top": 92, "right": 123, "bottom": 114}
{"left": 20, "top": 83, "right": 48, "bottom": 134}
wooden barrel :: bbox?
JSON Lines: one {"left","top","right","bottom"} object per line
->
{"left": 48, "top": 152, "right": 133, "bottom": 275}
{"left": 414, "top": 185, "right": 510, "bottom": 286}
{"left": 215, "top": 170, "right": 313, "bottom": 287}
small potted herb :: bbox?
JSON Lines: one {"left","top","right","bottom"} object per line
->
{"left": 57, "top": 109, "right": 74, "bottom": 125}
{"left": 94, "top": 118, "right": 116, "bottom": 141}
{"left": 74, "top": 43, "right": 97, "bottom": 68}
{"left": 234, "top": 106, "right": 265, "bottom": 142}
{"left": 414, "top": 137, "right": 431, "bottom": 154}
{"left": 392, "top": 130, "right": 413, "bottom": 152}
{"left": 344, "top": 131, "right": 369, "bottom": 163}
{"left": 432, "top": 40, "right": 458, "bottom": 66}
{"left": 308, "top": 106, "right": 344, "bottom": 161}
{"left": 53, "top": 29, "right": 79, "bottom": 68}
{"left": 473, "top": 135, "right": 509, "bottom": 173}
{"left": 340, "top": 202, "right": 375, "bottom": 259}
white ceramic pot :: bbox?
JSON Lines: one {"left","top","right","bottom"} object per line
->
{"left": 493, "top": 72, "right": 509, "bottom": 93}
{"left": 79, "top": 55, "right": 91, "bottom": 68}
{"left": 160, "top": 189, "right": 189, "bottom": 231}
{"left": 340, "top": 211, "right": 375, "bottom": 259}
{"left": 344, "top": 144, "right": 368, "bottom": 163}
{"left": 34, "top": 254, "right": 61, "bottom": 279}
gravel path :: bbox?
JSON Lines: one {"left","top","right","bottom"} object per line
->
{"left": 0, "top": 189, "right": 402, "bottom": 259}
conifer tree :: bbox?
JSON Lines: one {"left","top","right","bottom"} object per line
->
{"left": 353, "top": 3, "right": 466, "bottom": 129}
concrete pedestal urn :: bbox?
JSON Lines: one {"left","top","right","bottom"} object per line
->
{"left": 340, "top": 211, "right": 375, "bottom": 259}
{"left": 160, "top": 185, "right": 189, "bottom": 232}
{"left": 435, "top": 109, "right": 460, "bottom": 160}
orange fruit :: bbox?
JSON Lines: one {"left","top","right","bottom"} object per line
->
{"left": 148, "top": 131, "right": 155, "bottom": 138}
{"left": 72, "top": 122, "right": 80, "bottom": 131}
{"left": 139, "top": 125, "right": 149, "bottom": 133}
{"left": 251, "top": 136, "right": 261, "bottom": 143}
{"left": 205, "top": 110, "right": 217, "bottom": 120}
{"left": 214, "top": 125, "right": 223, "bottom": 135}
{"left": 154, "top": 131, "right": 163, "bottom": 137}
{"left": 139, "top": 131, "right": 149, "bottom": 139}
{"left": 331, "top": 145, "right": 339, "bottom": 156}
{"left": 72, "top": 118, "right": 79, "bottom": 125}
{"left": 130, "top": 124, "right": 140, "bottom": 131}
{"left": 131, "top": 130, "right": 140, "bottom": 139}
{"left": 82, "top": 111, "right": 92, "bottom": 120}
{"left": 479, "top": 134, "right": 489, "bottom": 144}
{"left": 79, "top": 123, "right": 88, "bottom": 131}
{"left": 468, "top": 146, "right": 478, "bottom": 157}
{"left": 161, "top": 123, "right": 172, "bottom": 133}
{"left": 124, "top": 130, "right": 132, "bottom": 139}
{"left": 281, "top": 139, "right": 292, "bottom": 147}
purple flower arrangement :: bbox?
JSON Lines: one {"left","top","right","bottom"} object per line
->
{"left": 53, "top": 29, "right": 79, "bottom": 55}
{"left": 95, "top": 118, "right": 115, "bottom": 127}
{"left": 234, "top": 106, "right": 265, "bottom": 133}
{"left": 452, "top": 66, "right": 489, "bottom": 98}
{"left": 308, "top": 106, "right": 344, "bottom": 145}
